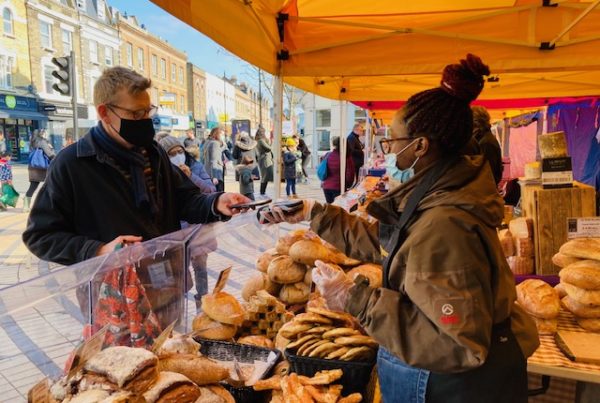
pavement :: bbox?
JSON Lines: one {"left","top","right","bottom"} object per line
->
{"left": 0, "top": 162, "right": 324, "bottom": 402}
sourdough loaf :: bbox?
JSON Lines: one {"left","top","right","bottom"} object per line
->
{"left": 516, "top": 279, "right": 560, "bottom": 319}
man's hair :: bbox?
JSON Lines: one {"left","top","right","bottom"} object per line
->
{"left": 93, "top": 66, "right": 152, "bottom": 106}
{"left": 332, "top": 136, "right": 340, "bottom": 150}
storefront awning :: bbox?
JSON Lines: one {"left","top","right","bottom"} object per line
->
{"left": 0, "top": 110, "right": 49, "bottom": 121}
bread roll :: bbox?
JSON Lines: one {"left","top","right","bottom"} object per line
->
{"left": 279, "top": 282, "right": 311, "bottom": 305}
{"left": 256, "top": 248, "right": 280, "bottom": 273}
{"left": 561, "top": 296, "right": 600, "bottom": 318}
{"left": 192, "top": 313, "right": 237, "bottom": 340}
{"left": 242, "top": 273, "right": 267, "bottom": 301}
{"left": 268, "top": 256, "right": 307, "bottom": 284}
{"left": 237, "top": 335, "right": 275, "bottom": 349}
{"left": 202, "top": 292, "right": 245, "bottom": 326}
{"left": 143, "top": 371, "right": 200, "bottom": 403}
{"left": 264, "top": 276, "right": 283, "bottom": 295}
{"left": 289, "top": 240, "right": 361, "bottom": 267}
{"left": 158, "top": 354, "right": 228, "bottom": 386}
{"left": 304, "top": 268, "right": 313, "bottom": 286}
{"left": 346, "top": 264, "right": 383, "bottom": 288}
{"left": 532, "top": 316, "right": 557, "bottom": 335}
{"left": 516, "top": 279, "right": 560, "bottom": 319}
{"left": 559, "top": 260, "right": 600, "bottom": 290}
{"left": 552, "top": 252, "right": 582, "bottom": 268}
{"left": 559, "top": 238, "right": 600, "bottom": 261}
{"left": 576, "top": 317, "right": 600, "bottom": 333}
{"left": 562, "top": 282, "right": 600, "bottom": 305}
{"left": 275, "top": 229, "right": 315, "bottom": 254}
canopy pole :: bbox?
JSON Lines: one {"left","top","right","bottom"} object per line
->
{"left": 364, "top": 109, "right": 371, "bottom": 170}
{"left": 273, "top": 75, "right": 284, "bottom": 199}
{"left": 340, "top": 100, "right": 348, "bottom": 195}
{"left": 549, "top": 0, "right": 600, "bottom": 47}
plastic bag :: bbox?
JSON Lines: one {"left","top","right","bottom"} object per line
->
{"left": 0, "top": 183, "right": 19, "bottom": 207}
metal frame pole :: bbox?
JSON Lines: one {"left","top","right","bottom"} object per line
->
{"left": 273, "top": 76, "right": 284, "bottom": 199}
{"left": 340, "top": 100, "right": 347, "bottom": 194}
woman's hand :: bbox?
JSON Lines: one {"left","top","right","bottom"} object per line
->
{"left": 96, "top": 235, "right": 142, "bottom": 256}
{"left": 212, "top": 178, "right": 219, "bottom": 185}
{"left": 178, "top": 164, "right": 192, "bottom": 177}
{"left": 312, "top": 260, "right": 354, "bottom": 312}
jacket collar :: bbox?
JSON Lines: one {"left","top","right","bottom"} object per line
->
{"left": 76, "top": 130, "right": 99, "bottom": 158}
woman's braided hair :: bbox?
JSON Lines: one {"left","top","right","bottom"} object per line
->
{"left": 402, "top": 54, "right": 490, "bottom": 153}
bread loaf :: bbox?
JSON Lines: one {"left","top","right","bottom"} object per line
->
{"left": 561, "top": 296, "right": 600, "bottom": 318}
{"left": 559, "top": 260, "right": 600, "bottom": 290}
{"left": 275, "top": 229, "right": 315, "bottom": 254}
{"left": 157, "top": 334, "right": 200, "bottom": 356}
{"left": 559, "top": 238, "right": 600, "bottom": 261}
{"left": 555, "top": 282, "right": 567, "bottom": 298}
{"left": 576, "top": 317, "right": 600, "bottom": 333}
{"left": 202, "top": 292, "right": 245, "bottom": 326}
{"left": 142, "top": 371, "right": 200, "bottom": 403}
{"left": 279, "top": 282, "right": 311, "bottom": 305}
{"left": 516, "top": 279, "right": 560, "bottom": 319}
{"left": 192, "top": 313, "right": 237, "bottom": 340}
{"left": 158, "top": 354, "right": 229, "bottom": 386}
{"left": 532, "top": 316, "right": 558, "bottom": 335}
{"left": 242, "top": 273, "right": 267, "bottom": 301}
{"left": 289, "top": 240, "right": 361, "bottom": 267}
{"left": 237, "top": 335, "right": 275, "bottom": 349}
{"left": 514, "top": 238, "right": 534, "bottom": 258}
{"left": 509, "top": 218, "right": 533, "bottom": 239}
{"left": 268, "top": 256, "right": 307, "bottom": 284}
{"left": 507, "top": 256, "right": 534, "bottom": 275}
{"left": 498, "top": 229, "right": 514, "bottom": 257}
{"left": 562, "top": 282, "right": 600, "bottom": 305}
{"left": 346, "top": 264, "right": 383, "bottom": 288}
{"left": 256, "top": 248, "right": 280, "bottom": 273}
{"left": 552, "top": 252, "right": 582, "bottom": 268}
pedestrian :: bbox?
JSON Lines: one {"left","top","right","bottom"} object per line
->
{"left": 0, "top": 131, "right": 6, "bottom": 156}
{"left": 283, "top": 138, "right": 299, "bottom": 198}
{"left": 255, "top": 127, "right": 273, "bottom": 195}
{"left": 347, "top": 123, "right": 365, "bottom": 185}
{"left": 236, "top": 155, "right": 257, "bottom": 200}
{"left": 158, "top": 135, "right": 217, "bottom": 309}
{"left": 232, "top": 131, "right": 259, "bottom": 181}
{"left": 294, "top": 134, "right": 311, "bottom": 183}
{"left": 0, "top": 149, "right": 14, "bottom": 211}
{"left": 263, "top": 54, "right": 538, "bottom": 403}
{"left": 320, "top": 137, "right": 355, "bottom": 203}
{"left": 203, "top": 127, "right": 226, "bottom": 192}
{"left": 24, "top": 129, "right": 55, "bottom": 212}
{"left": 23, "top": 66, "right": 249, "bottom": 266}
{"left": 472, "top": 105, "right": 503, "bottom": 185}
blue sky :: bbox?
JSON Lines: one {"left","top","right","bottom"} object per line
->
{"left": 109, "top": 0, "right": 257, "bottom": 86}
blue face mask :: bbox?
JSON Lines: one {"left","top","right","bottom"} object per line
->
{"left": 384, "top": 139, "right": 420, "bottom": 184}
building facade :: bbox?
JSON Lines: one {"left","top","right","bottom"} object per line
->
{"left": 205, "top": 71, "right": 234, "bottom": 133}
{"left": 186, "top": 62, "right": 205, "bottom": 136}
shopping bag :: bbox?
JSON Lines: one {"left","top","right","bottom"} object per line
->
{"left": 317, "top": 152, "right": 330, "bottom": 181}
{"left": 28, "top": 148, "right": 49, "bottom": 169}
{"left": 0, "top": 183, "right": 19, "bottom": 207}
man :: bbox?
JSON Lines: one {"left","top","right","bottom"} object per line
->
{"left": 472, "top": 105, "right": 503, "bottom": 184}
{"left": 23, "top": 67, "right": 249, "bottom": 265}
{"left": 347, "top": 123, "right": 365, "bottom": 185}
{"left": 183, "top": 128, "right": 200, "bottom": 161}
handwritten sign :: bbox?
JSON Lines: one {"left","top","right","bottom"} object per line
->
{"left": 213, "top": 267, "right": 232, "bottom": 294}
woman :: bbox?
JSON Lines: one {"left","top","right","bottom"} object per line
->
{"left": 25, "top": 129, "right": 55, "bottom": 212}
{"left": 203, "top": 127, "right": 225, "bottom": 192}
{"left": 232, "top": 131, "right": 259, "bottom": 181}
{"left": 264, "top": 55, "right": 538, "bottom": 403}
{"left": 320, "top": 136, "right": 355, "bottom": 203}
{"left": 255, "top": 128, "right": 273, "bottom": 195}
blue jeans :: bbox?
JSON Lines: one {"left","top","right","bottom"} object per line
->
{"left": 285, "top": 178, "right": 296, "bottom": 195}
{"left": 378, "top": 347, "right": 429, "bottom": 403}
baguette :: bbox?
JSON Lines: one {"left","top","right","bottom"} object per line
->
{"left": 158, "top": 354, "right": 228, "bottom": 386}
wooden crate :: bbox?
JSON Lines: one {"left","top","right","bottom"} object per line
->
{"left": 520, "top": 182, "right": 596, "bottom": 275}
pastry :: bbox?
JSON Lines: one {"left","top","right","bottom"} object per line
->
{"left": 202, "top": 292, "right": 245, "bottom": 326}
{"left": 158, "top": 354, "right": 228, "bottom": 386}
{"left": 256, "top": 248, "right": 280, "bottom": 273}
{"left": 346, "top": 264, "right": 383, "bottom": 288}
{"left": 237, "top": 335, "right": 275, "bottom": 349}
{"left": 192, "top": 313, "right": 237, "bottom": 340}
{"left": 142, "top": 371, "right": 200, "bottom": 403}
{"left": 267, "top": 256, "right": 307, "bottom": 284}
{"left": 293, "top": 312, "right": 333, "bottom": 325}
{"left": 340, "top": 346, "right": 375, "bottom": 361}
{"left": 334, "top": 335, "right": 378, "bottom": 348}
{"left": 241, "top": 273, "right": 267, "bottom": 301}
{"left": 279, "top": 282, "right": 311, "bottom": 305}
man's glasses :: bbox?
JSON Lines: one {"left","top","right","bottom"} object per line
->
{"left": 107, "top": 104, "right": 158, "bottom": 120}
{"left": 379, "top": 137, "right": 413, "bottom": 154}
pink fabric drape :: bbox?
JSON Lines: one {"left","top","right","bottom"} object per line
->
{"left": 508, "top": 124, "right": 538, "bottom": 178}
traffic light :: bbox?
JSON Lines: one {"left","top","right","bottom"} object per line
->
{"left": 51, "top": 56, "right": 71, "bottom": 96}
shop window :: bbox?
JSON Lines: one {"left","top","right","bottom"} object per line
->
{"left": 0, "top": 55, "right": 14, "bottom": 88}
{"left": 44, "top": 65, "right": 55, "bottom": 94}
{"left": 61, "top": 29, "right": 72, "bottom": 52}
{"left": 40, "top": 21, "right": 52, "bottom": 49}
{"left": 104, "top": 46, "right": 113, "bottom": 66}
{"left": 316, "top": 109, "right": 331, "bottom": 127}
{"left": 317, "top": 129, "right": 331, "bottom": 151}
{"left": 137, "top": 48, "right": 144, "bottom": 69}
{"left": 89, "top": 40, "right": 98, "bottom": 63}
{"left": 3, "top": 8, "right": 13, "bottom": 35}
{"left": 126, "top": 43, "right": 133, "bottom": 66}
{"left": 151, "top": 54, "right": 157, "bottom": 76}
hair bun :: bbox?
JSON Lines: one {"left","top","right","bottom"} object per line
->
{"left": 440, "top": 54, "right": 490, "bottom": 102}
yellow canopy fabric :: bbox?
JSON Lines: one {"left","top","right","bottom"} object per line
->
{"left": 151, "top": 0, "right": 600, "bottom": 101}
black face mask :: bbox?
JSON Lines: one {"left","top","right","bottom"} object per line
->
{"left": 114, "top": 118, "right": 155, "bottom": 147}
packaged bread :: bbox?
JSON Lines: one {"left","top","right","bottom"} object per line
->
{"left": 514, "top": 238, "right": 534, "bottom": 258}
{"left": 346, "top": 263, "right": 383, "bottom": 288}
{"left": 143, "top": 371, "right": 200, "bottom": 403}
{"left": 532, "top": 316, "right": 558, "bottom": 335}
{"left": 576, "top": 317, "right": 600, "bottom": 333}
{"left": 237, "top": 335, "right": 275, "bottom": 349}
{"left": 509, "top": 218, "right": 533, "bottom": 239}
{"left": 256, "top": 248, "right": 280, "bottom": 273}
{"left": 559, "top": 238, "right": 600, "bottom": 261}
{"left": 158, "top": 354, "right": 228, "bottom": 385}
{"left": 192, "top": 313, "right": 237, "bottom": 340}
{"left": 562, "top": 282, "right": 600, "bottom": 305}
{"left": 279, "top": 282, "right": 311, "bottom": 305}
{"left": 275, "top": 229, "right": 316, "bottom": 254}
{"left": 516, "top": 279, "right": 560, "bottom": 319}
{"left": 202, "top": 292, "right": 245, "bottom": 326}
{"left": 268, "top": 256, "right": 307, "bottom": 284}
{"left": 82, "top": 346, "right": 158, "bottom": 394}
{"left": 561, "top": 296, "right": 600, "bottom": 318}
{"left": 507, "top": 256, "right": 534, "bottom": 275}
{"left": 552, "top": 252, "right": 582, "bottom": 268}
{"left": 559, "top": 260, "right": 600, "bottom": 290}
{"left": 498, "top": 229, "right": 514, "bottom": 257}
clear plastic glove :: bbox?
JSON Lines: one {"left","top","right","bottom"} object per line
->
{"left": 312, "top": 260, "right": 354, "bottom": 312}
{"left": 259, "top": 199, "right": 315, "bottom": 224}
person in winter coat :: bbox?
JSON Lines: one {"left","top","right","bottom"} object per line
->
{"left": 283, "top": 139, "right": 299, "bottom": 198}
{"left": 22, "top": 67, "right": 248, "bottom": 266}
{"left": 321, "top": 136, "right": 355, "bottom": 203}
{"left": 24, "top": 129, "right": 55, "bottom": 212}
{"left": 294, "top": 134, "right": 311, "bottom": 183}
{"left": 235, "top": 155, "right": 257, "bottom": 200}
{"left": 472, "top": 105, "right": 503, "bottom": 185}
{"left": 159, "top": 135, "right": 217, "bottom": 309}
{"left": 262, "top": 54, "right": 538, "bottom": 403}
{"left": 255, "top": 128, "right": 273, "bottom": 195}
{"left": 347, "top": 123, "right": 365, "bottom": 185}
{"left": 232, "top": 131, "right": 259, "bottom": 181}
{"left": 203, "top": 127, "right": 226, "bottom": 192}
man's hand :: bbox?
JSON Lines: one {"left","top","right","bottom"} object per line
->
{"left": 96, "top": 235, "right": 142, "bottom": 256}
{"left": 215, "top": 193, "right": 252, "bottom": 216}
{"left": 178, "top": 164, "right": 191, "bottom": 177}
